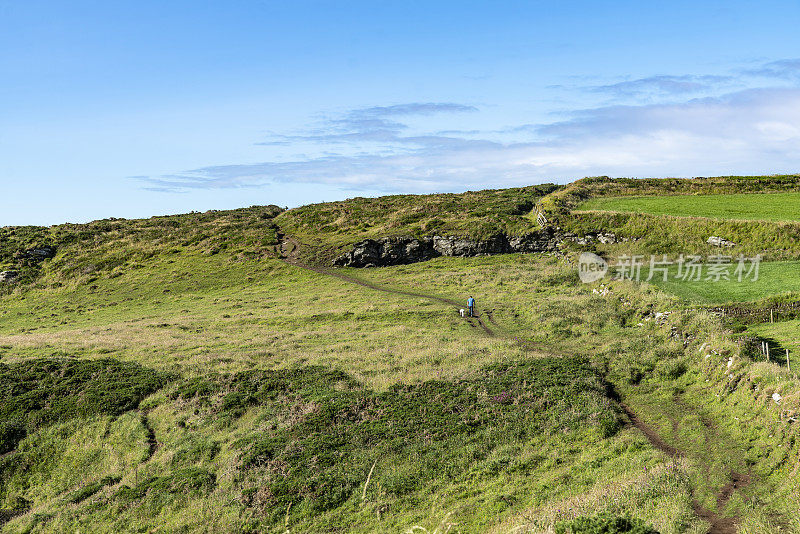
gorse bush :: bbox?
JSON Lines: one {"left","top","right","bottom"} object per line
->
{"left": 0, "top": 421, "right": 25, "bottom": 455}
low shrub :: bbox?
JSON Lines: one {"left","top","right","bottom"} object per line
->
{"left": 555, "top": 513, "right": 659, "bottom": 534}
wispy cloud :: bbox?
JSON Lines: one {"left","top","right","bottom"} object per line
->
{"left": 255, "top": 102, "right": 478, "bottom": 146}
{"left": 744, "top": 58, "right": 800, "bottom": 80}
{"left": 139, "top": 60, "right": 800, "bottom": 194}
{"left": 588, "top": 74, "right": 734, "bottom": 97}
{"left": 349, "top": 103, "right": 478, "bottom": 118}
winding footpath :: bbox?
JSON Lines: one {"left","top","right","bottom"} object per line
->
{"left": 278, "top": 233, "right": 495, "bottom": 336}
{"left": 277, "top": 232, "right": 751, "bottom": 534}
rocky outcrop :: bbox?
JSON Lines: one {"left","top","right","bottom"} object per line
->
{"left": 333, "top": 237, "right": 440, "bottom": 267}
{"left": 334, "top": 228, "right": 563, "bottom": 267}
{"left": 431, "top": 234, "right": 509, "bottom": 257}
{"left": 707, "top": 236, "right": 736, "bottom": 247}
{"left": 13, "top": 246, "right": 56, "bottom": 264}
{"left": 564, "top": 232, "right": 617, "bottom": 246}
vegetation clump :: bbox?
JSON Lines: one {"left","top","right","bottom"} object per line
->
{"left": 555, "top": 513, "right": 659, "bottom": 534}
{"left": 115, "top": 468, "right": 215, "bottom": 504}
{"left": 174, "top": 359, "right": 623, "bottom": 525}
{"left": 64, "top": 476, "right": 122, "bottom": 504}
{"left": 0, "top": 358, "right": 170, "bottom": 452}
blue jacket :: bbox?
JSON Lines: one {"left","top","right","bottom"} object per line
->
{"left": 467, "top": 298, "right": 475, "bottom": 307}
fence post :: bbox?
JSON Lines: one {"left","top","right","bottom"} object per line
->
{"left": 771, "top": 309, "right": 774, "bottom": 323}
{"left": 787, "top": 349, "right": 792, "bottom": 372}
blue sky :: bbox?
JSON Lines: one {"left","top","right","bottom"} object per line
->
{"left": 3, "top": 1, "right": 800, "bottom": 225}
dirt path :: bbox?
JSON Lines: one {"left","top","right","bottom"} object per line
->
{"left": 619, "top": 402, "right": 748, "bottom": 534}
{"left": 140, "top": 411, "right": 158, "bottom": 461}
{"left": 276, "top": 231, "right": 751, "bottom": 533}
{"left": 277, "top": 233, "right": 495, "bottom": 336}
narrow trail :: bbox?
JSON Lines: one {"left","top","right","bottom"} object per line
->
{"left": 140, "top": 411, "right": 158, "bottom": 461}
{"left": 276, "top": 231, "right": 751, "bottom": 533}
{"left": 618, "top": 402, "right": 749, "bottom": 534}
{"left": 277, "top": 233, "right": 495, "bottom": 336}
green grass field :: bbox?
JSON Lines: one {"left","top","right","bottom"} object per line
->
{"left": 746, "top": 319, "right": 800, "bottom": 370}
{"left": 638, "top": 261, "right": 800, "bottom": 305}
{"left": 0, "top": 251, "right": 709, "bottom": 533}
{"left": 580, "top": 192, "right": 800, "bottom": 222}
{"left": 4, "top": 176, "right": 800, "bottom": 532}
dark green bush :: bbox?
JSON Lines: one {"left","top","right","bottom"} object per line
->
{"left": 0, "top": 421, "right": 26, "bottom": 455}
{"left": 555, "top": 513, "right": 659, "bottom": 534}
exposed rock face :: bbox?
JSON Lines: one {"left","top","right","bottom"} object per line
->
{"left": 707, "top": 236, "right": 736, "bottom": 247}
{"left": 334, "top": 237, "right": 439, "bottom": 267}
{"left": 14, "top": 246, "right": 56, "bottom": 263}
{"left": 565, "top": 232, "right": 617, "bottom": 246}
{"left": 0, "top": 271, "right": 19, "bottom": 283}
{"left": 29, "top": 247, "right": 55, "bottom": 258}
{"left": 431, "top": 235, "right": 509, "bottom": 257}
{"left": 334, "top": 228, "right": 563, "bottom": 267}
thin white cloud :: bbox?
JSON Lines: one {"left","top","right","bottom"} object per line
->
{"left": 588, "top": 74, "right": 734, "bottom": 97}
{"left": 744, "top": 58, "right": 800, "bottom": 80}
{"left": 139, "top": 64, "right": 800, "bottom": 194}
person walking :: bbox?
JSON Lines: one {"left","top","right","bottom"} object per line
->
{"left": 467, "top": 296, "right": 475, "bottom": 317}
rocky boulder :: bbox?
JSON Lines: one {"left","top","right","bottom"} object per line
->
{"left": 564, "top": 231, "right": 617, "bottom": 246}
{"left": 508, "top": 226, "right": 563, "bottom": 252}
{"left": 14, "top": 246, "right": 56, "bottom": 263}
{"left": 707, "top": 236, "right": 736, "bottom": 247}
{"left": 432, "top": 234, "right": 509, "bottom": 256}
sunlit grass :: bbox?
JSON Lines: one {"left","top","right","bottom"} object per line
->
{"left": 640, "top": 261, "right": 800, "bottom": 305}
{"left": 580, "top": 192, "right": 800, "bottom": 222}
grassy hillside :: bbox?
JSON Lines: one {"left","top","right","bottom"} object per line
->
{"left": 275, "top": 184, "right": 560, "bottom": 260}
{"left": 0, "top": 249, "right": 701, "bottom": 532}
{"left": 536, "top": 176, "right": 800, "bottom": 260}
{"left": 3, "top": 176, "right": 800, "bottom": 532}
{"left": 0, "top": 205, "right": 283, "bottom": 289}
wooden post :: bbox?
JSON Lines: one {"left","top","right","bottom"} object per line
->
{"left": 771, "top": 309, "right": 774, "bottom": 323}
{"left": 787, "top": 349, "right": 791, "bottom": 372}
{"left": 766, "top": 342, "right": 770, "bottom": 362}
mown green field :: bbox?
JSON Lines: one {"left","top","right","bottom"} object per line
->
{"left": 580, "top": 192, "right": 800, "bottom": 222}
{"left": 638, "top": 261, "right": 800, "bottom": 305}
